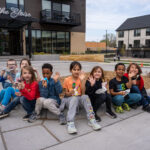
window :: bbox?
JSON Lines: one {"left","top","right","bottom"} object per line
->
{"left": 134, "top": 40, "right": 140, "bottom": 48}
{"left": 28, "top": 30, "right": 70, "bottom": 54}
{"left": 65, "top": 32, "right": 70, "bottom": 53}
{"left": 62, "top": 4, "right": 70, "bottom": 18}
{"left": 31, "top": 30, "right": 42, "bottom": 53}
{"left": 118, "top": 41, "right": 124, "bottom": 48}
{"left": 52, "top": 2, "right": 61, "bottom": 19}
{"left": 42, "top": 0, "right": 51, "bottom": 10}
{"left": 134, "top": 29, "right": 141, "bottom": 37}
{"left": 118, "top": 31, "right": 124, "bottom": 38}
{"left": 6, "top": 0, "right": 24, "bottom": 11}
{"left": 57, "top": 32, "right": 65, "bottom": 53}
{"left": 42, "top": 31, "right": 51, "bottom": 53}
{"left": 53, "top": 3, "right": 61, "bottom": 11}
{"left": 52, "top": 32, "right": 57, "bottom": 54}
{"left": 31, "top": 30, "right": 36, "bottom": 53}
{"left": 19, "top": 0, "right": 24, "bottom": 11}
{"left": 146, "top": 28, "right": 150, "bottom": 36}
{"left": 145, "top": 39, "right": 150, "bottom": 47}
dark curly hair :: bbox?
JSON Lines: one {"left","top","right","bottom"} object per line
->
{"left": 42, "top": 63, "right": 53, "bottom": 72}
{"left": 115, "top": 63, "right": 125, "bottom": 71}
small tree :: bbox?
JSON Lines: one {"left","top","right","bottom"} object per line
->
{"left": 100, "top": 33, "right": 116, "bottom": 47}
{"left": 120, "top": 44, "right": 126, "bottom": 56}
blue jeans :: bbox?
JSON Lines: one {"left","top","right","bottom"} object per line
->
{"left": 0, "top": 87, "right": 19, "bottom": 106}
{"left": 0, "top": 89, "right": 5, "bottom": 103}
{"left": 4, "top": 96, "right": 36, "bottom": 115}
{"left": 112, "top": 93, "right": 141, "bottom": 106}
{"left": 131, "top": 85, "right": 150, "bottom": 107}
{"left": 20, "top": 97, "right": 36, "bottom": 115}
{"left": 4, "top": 96, "right": 21, "bottom": 113}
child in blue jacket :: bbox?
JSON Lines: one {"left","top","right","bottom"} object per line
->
{"left": 28, "top": 63, "right": 66, "bottom": 124}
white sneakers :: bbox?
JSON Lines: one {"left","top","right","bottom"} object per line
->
{"left": 0, "top": 105, "right": 6, "bottom": 111}
{"left": 67, "top": 122, "right": 77, "bottom": 134}
{"left": 88, "top": 119, "right": 102, "bottom": 130}
{"left": 67, "top": 120, "right": 101, "bottom": 134}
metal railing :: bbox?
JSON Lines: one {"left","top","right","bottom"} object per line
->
{"left": 40, "top": 9, "right": 81, "bottom": 26}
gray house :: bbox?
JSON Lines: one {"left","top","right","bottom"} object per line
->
{"left": 116, "top": 14, "right": 150, "bottom": 58}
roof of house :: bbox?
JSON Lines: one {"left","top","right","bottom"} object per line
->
{"left": 116, "top": 14, "right": 150, "bottom": 31}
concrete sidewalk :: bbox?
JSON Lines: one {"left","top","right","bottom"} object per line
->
{"left": 47, "top": 112, "right": 150, "bottom": 150}
{"left": 0, "top": 104, "right": 146, "bottom": 150}
{"left": 0, "top": 61, "right": 150, "bottom": 150}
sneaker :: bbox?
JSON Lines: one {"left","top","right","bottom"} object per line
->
{"left": 88, "top": 119, "right": 101, "bottom": 130}
{"left": 122, "top": 103, "right": 131, "bottom": 111}
{"left": 28, "top": 113, "right": 38, "bottom": 123}
{"left": 130, "top": 103, "right": 138, "bottom": 109}
{"left": 115, "top": 106, "right": 124, "bottom": 113}
{"left": 0, "top": 105, "right": 6, "bottom": 111}
{"left": 67, "top": 122, "right": 77, "bottom": 134}
{"left": 0, "top": 111, "right": 8, "bottom": 119}
{"left": 59, "top": 112, "right": 66, "bottom": 125}
{"left": 22, "top": 114, "right": 30, "bottom": 121}
{"left": 143, "top": 105, "right": 150, "bottom": 113}
{"left": 106, "top": 110, "right": 117, "bottom": 119}
{"left": 95, "top": 114, "right": 101, "bottom": 122}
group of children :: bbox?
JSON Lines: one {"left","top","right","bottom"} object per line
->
{"left": 0, "top": 58, "right": 149, "bottom": 134}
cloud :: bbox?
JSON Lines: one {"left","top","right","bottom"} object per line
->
{"left": 86, "top": 0, "right": 150, "bottom": 41}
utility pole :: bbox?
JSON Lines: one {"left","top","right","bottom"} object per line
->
{"left": 106, "top": 30, "right": 107, "bottom": 56}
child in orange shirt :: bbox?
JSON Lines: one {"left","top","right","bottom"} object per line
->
{"left": 60, "top": 61, "right": 101, "bottom": 134}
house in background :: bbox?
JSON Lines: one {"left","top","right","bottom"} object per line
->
{"left": 116, "top": 14, "right": 150, "bottom": 58}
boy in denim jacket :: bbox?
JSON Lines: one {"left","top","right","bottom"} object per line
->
{"left": 28, "top": 63, "right": 66, "bottom": 124}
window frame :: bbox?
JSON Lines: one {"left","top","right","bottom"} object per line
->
{"left": 134, "top": 40, "right": 140, "bottom": 48}
{"left": 134, "top": 29, "right": 141, "bottom": 37}
{"left": 6, "top": 0, "right": 25, "bottom": 11}
{"left": 26, "top": 29, "right": 70, "bottom": 54}
{"left": 146, "top": 28, "right": 150, "bottom": 36}
{"left": 145, "top": 39, "right": 150, "bottom": 48}
{"left": 118, "top": 31, "right": 124, "bottom": 38}
{"left": 42, "top": 0, "right": 51, "bottom": 10}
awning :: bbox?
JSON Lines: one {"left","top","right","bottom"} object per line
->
{"left": 0, "top": 14, "right": 37, "bottom": 29}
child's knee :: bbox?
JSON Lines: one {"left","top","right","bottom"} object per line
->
{"left": 135, "top": 94, "right": 142, "bottom": 102}
{"left": 81, "top": 95, "right": 90, "bottom": 102}
{"left": 112, "top": 96, "right": 124, "bottom": 106}
{"left": 70, "top": 97, "right": 79, "bottom": 107}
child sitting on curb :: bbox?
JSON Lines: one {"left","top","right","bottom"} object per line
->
{"left": 60, "top": 61, "right": 101, "bottom": 134}
{"left": 109, "top": 63, "right": 141, "bottom": 113}
{"left": 28, "top": 63, "right": 66, "bottom": 124}
{"left": 85, "top": 66, "right": 117, "bottom": 122}
{"left": 124, "top": 63, "right": 150, "bottom": 112}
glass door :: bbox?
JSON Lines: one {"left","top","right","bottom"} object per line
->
{"left": 0, "top": 29, "right": 22, "bottom": 55}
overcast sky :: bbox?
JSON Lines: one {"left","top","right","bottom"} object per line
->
{"left": 86, "top": 0, "right": 150, "bottom": 41}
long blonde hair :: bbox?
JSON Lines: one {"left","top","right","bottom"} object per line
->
{"left": 21, "top": 66, "right": 36, "bottom": 83}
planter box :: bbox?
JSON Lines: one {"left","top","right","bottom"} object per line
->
{"left": 60, "top": 54, "right": 104, "bottom": 62}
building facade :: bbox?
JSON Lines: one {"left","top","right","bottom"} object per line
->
{"left": 116, "top": 14, "right": 150, "bottom": 58}
{"left": 0, "top": 0, "right": 86, "bottom": 57}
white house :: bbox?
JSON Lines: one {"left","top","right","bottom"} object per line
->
{"left": 116, "top": 14, "right": 150, "bottom": 57}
